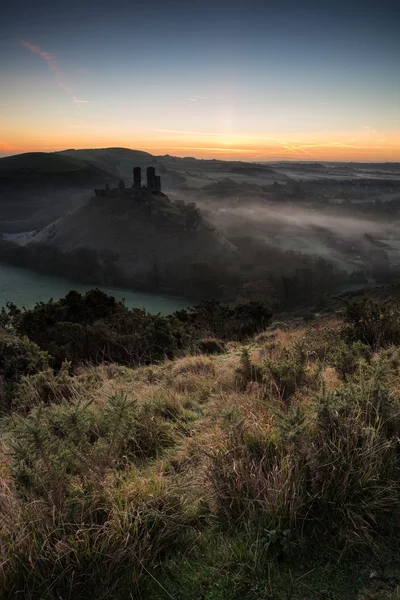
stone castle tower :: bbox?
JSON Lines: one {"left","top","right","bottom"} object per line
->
{"left": 133, "top": 166, "right": 141, "bottom": 189}
{"left": 131, "top": 166, "right": 161, "bottom": 192}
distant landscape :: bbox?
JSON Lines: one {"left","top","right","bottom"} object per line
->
{"left": 1, "top": 148, "right": 400, "bottom": 311}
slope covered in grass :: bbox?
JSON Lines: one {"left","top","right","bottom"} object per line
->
{"left": 1, "top": 294, "right": 400, "bottom": 598}
{"left": 0, "top": 152, "right": 88, "bottom": 173}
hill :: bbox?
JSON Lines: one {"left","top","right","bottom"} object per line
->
{"left": 1, "top": 289, "right": 400, "bottom": 598}
{"left": 0, "top": 152, "right": 118, "bottom": 233}
{"left": 22, "top": 180, "right": 239, "bottom": 295}
{"left": 59, "top": 148, "right": 287, "bottom": 189}
{"left": 0, "top": 148, "right": 288, "bottom": 235}
{"left": 59, "top": 147, "right": 187, "bottom": 188}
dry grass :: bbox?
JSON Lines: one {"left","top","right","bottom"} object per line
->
{"left": 170, "top": 355, "right": 216, "bottom": 377}
{"left": 2, "top": 311, "right": 400, "bottom": 599}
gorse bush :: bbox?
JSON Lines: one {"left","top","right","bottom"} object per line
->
{"left": 15, "top": 289, "right": 188, "bottom": 367}
{"left": 176, "top": 299, "right": 272, "bottom": 341}
{"left": 208, "top": 369, "right": 400, "bottom": 549}
{"left": 12, "top": 360, "right": 79, "bottom": 413}
{"left": 343, "top": 297, "right": 400, "bottom": 348}
{"left": 9, "top": 394, "right": 178, "bottom": 505}
{"left": 7, "top": 290, "right": 272, "bottom": 369}
{"left": 264, "top": 341, "right": 309, "bottom": 402}
{"left": 196, "top": 337, "right": 226, "bottom": 355}
{"left": 332, "top": 340, "right": 372, "bottom": 379}
{"left": 0, "top": 331, "right": 49, "bottom": 412}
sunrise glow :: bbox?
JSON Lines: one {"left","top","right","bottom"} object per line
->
{"left": 1, "top": 0, "right": 399, "bottom": 161}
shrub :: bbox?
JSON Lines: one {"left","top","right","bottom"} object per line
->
{"left": 0, "top": 330, "right": 49, "bottom": 412}
{"left": 235, "top": 348, "right": 264, "bottom": 390}
{"left": 12, "top": 361, "right": 80, "bottom": 413}
{"left": 264, "top": 342, "right": 308, "bottom": 402}
{"left": 177, "top": 300, "right": 272, "bottom": 341}
{"left": 17, "top": 289, "right": 187, "bottom": 368}
{"left": 343, "top": 298, "right": 400, "bottom": 348}
{"left": 9, "top": 394, "right": 179, "bottom": 505}
{"left": 207, "top": 371, "right": 400, "bottom": 550}
{"left": 303, "top": 311, "right": 316, "bottom": 322}
{"left": 332, "top": 340, "right": 372, "bottom": 379}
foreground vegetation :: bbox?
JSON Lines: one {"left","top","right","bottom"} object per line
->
{"left": 1, "top": 291, "right": 400, "bottom": 598}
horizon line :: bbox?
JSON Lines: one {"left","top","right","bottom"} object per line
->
{"left": 0, "top": 147, "right": 399, "bottom": 165}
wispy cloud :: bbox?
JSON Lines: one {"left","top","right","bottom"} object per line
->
{"left": 72, "top": 96, "right": 90, "bottom": 104}
{"left": 189, "top": 95, "right": 209, "bottom": 102}
{"left": 21, "top": 40, "right": 90, "bottom": 104}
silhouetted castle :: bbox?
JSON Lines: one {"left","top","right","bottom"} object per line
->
{"left": 131, "top": 166, "right": 161, "bottom": 192}
{"left": 95, "top": 165, "right": 162, "bottom": 196}
{"left": 93, "top": 164, "right": 203, "bottom": 232}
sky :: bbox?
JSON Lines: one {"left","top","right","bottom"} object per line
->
{"left": 0, "top": 0, "right": 399, "bottom": 161}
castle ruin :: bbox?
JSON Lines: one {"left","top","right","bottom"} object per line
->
{"left": 93, "top": 164, "right": 202, "bottom": 232}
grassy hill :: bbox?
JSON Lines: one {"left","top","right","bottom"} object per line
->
{"left": 23, "top": 188, "right": 238, "bottom": 295}
{"left": 59, "top": 148, "right": 186, "bottom": 188}
{"left": 0, "top": 151, "right": 117, "bottom": 182}
{"left": 0, "top": 152, "right": 118, "bottom": 233}
{"left": 0, "top": 152, "right": 87, "bottom": 173}
{"left": 59, "top": 148, "right": 288, "bottom": 189}
{"left": 1, "top": 290, "right": 400, "bottom": 598}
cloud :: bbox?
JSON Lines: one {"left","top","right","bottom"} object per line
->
{"left": 21, "top": 40, "right": 89, "bottom": 103}
{"left": 21, "top": 41, "right": 53, "bottom": 62}
{"left": 189, "top": 95, "right": 209, "bottom": 102}
{"left": 72, "top": 96, "right": 90, "bottom": 104}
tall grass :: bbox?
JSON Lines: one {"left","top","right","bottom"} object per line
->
{"left": 206, "top": 367, "right": 400, "bottom": 550}
{"left": 1, "top": 310, "right": 400, "bottom": 598}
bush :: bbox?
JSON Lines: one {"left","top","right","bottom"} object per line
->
{"left": 15, "top": 291, "right": 270, "bottom": 369}
{"left": 9, "top": 394, "right": 179, "bottom": 505}
{"left": 343, "top": 298, "right": 400, "bottom": 348}
{"left": 207, "top": 371, "right": 400, "bottom": 550}
{"left": 176, "top": 300, "right": 272, "bottom": 341}
{"left": 12, "top": 361, "right": 81, "bottom": 413}
{"left": 264, "top": 341, "right": 308, "bottom": 402}
{"left": 16, "top": 289, "right": 188, "bottom": 367}
{"left": 235, "top": 348, "right": 264, "bottom": 390}
{"left": 0, "top": 330, "right": 49, "bottom": 412}
{"left": 332, "top": 340, "right": 372, "bottom": 379}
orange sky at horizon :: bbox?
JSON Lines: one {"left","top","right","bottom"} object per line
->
{"left": 1, "top": 129, "right": 400, "bottom": 162}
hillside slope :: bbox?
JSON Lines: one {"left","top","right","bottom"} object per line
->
{"left": 1, "top": 292, "right": 400, "bottom": 599}
{"left": 24, "top": 187, "right": 238, "bottom": 292}
{"left": 0, "top": 152, "right": 117, "bottom": 233}
{"left": 59, "top": 147, "right": 186, "bottom": 188}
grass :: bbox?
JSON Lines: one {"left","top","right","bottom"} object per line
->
{"left": 1, "top": 312, "right": 400, "bottom": 598}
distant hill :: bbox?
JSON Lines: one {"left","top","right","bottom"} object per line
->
{"left": 229, "top": 164, "right": 288, "bottom": 178}
{"left": 0, "top": 152, "right": 118, "bottom": 233}
{"left": 59, "top": 148, "right": 186, "bottom": 188}
{"left": 0, "top": 147, "right": 289, "bottom": 234}
{"left": 0, "top": 152, "right": 117, "bottom": 183}
{"left": 0, "top": 152, "right": 86, "bottom": 173}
